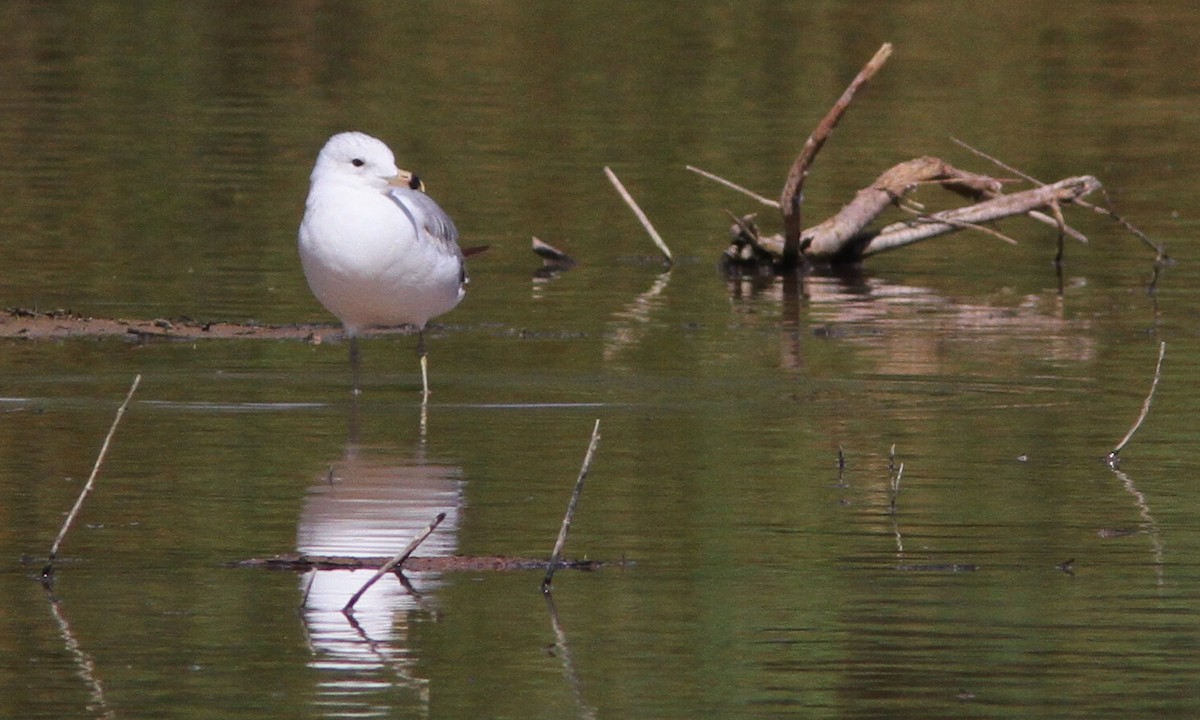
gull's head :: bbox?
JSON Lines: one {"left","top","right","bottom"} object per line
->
{"left": 311, "top": 131, "right": 419, "bottom": 191}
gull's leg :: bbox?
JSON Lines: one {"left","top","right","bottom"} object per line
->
{"left": 349, "top": 335, "right": 362, "bottom": 395}
{"left": 417, "top": 329, "right": 430, "bottom": 399}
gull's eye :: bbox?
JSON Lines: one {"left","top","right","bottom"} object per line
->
{"left": 351, "top": 158, "right": 365, "bottom": 167}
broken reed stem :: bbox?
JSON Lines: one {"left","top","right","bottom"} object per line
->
{"left": 780, "top": 41, "right": 893, "bottom": 266}
{"left": 604, "top": 166, "right": 674, "bottom": 266}
{"left": 543, "top": 419, "right": 602, "bottom": 593}
{"left": 343, "top": 512, "right": 445, "bottom": 613}
{"left": 42, "top": 374, "right": 142, "bottom": 582}
{"left": 1107, "top": 341, "right": 1167, "bottom": 465}
{"left": 950, "top": 136, "right": 1040, "bottom": 185}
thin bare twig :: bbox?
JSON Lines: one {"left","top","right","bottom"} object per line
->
{"left": 343, "top": 512, "right": 445, "bottom": 613}
{"left": 543, "top": 419, "right": 602, "bottom": 592}
{"left": 955, "top": 134, "right": 1161, "bottom": 255}
{"left": 1107, "top": 341, "right": 1167, "bottom": 467}
{"left": 1084, "top": 190, "right": 1168, "bottom": 258}
{"left": 686, "top": 165, "right": 780, "bottom": 208}
{"left": 950, "top": 136, "right": 1091, "bottom": 244}
{"left": 950, "top": 136, "right": 1041, "bottom": 185}
{"left": 604, "top": 167, "right": 673, "bottom": 266}
{"left": 42, "top": 374, "right": 142, "bottom": 583}
{"left": 896, "top": 202, "right": 1019, "bottom": 246}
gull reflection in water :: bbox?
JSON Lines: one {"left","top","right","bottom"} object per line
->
{"left": 297, "top": 441, "right": 463, "bottom": 717}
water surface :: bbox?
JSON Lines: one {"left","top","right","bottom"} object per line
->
{"left": 3, "top": 2, "right": 1200, "bottom": 718}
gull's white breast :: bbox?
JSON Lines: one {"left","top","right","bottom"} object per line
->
{"left": 299, "top": 182, "right": 464, "bottom": 335}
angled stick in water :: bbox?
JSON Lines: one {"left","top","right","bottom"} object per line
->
{"left": 42, "top": 374, "right": 142, "bottom": 583}
{"left": 1107, "top": 341, "right": 1167, "bottom": 467}
{"left": 543, "top": 419, "right": 602, "bottom": 593}
{"left": 604, "top": 167, "right": 673, "bottom": 266}
{"left": 342, "top": 512, "right": 445, "bottom": 613}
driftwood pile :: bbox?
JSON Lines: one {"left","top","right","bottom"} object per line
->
{"left": 563, "top": 43, "right": 1164, "bottom": 279}
{"left": 709, "top": 43, "right": 1162, "bottom": 273}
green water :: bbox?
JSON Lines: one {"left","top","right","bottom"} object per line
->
{"left": 3, "top": 2, "right": 1200, "bottom": 718}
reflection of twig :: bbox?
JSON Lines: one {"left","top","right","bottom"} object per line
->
{"left": 835, "top": 446, "right": 847, "bottom": 488}
{"left": 544, "top": 420, "right": 602, "bottom": 592}
{"left": 889, "top": 463, "right": 904, "bottom": 516}
{"left": 43, "top": 374, "right": 142, "bottom": 583}
{"left": 1110, "top": 467, "right": 1165, "bottom": 586}
{"left": 44, "top": 591, "right": 116, "bottom": 719}
{"left": 544, "top": 592, "right": 597, "bottom": 720}
{"left": 341, "top": 607, "right": 432, "bottom": 710}
{"left": 300, "top": 572, "right": 316, "bottom": 609}
{"left": 1107, "top": 341, "right": 1166, "bottom": 467}
{"left": 884, "top": 445, "right": 905, "bottom": 555}
{"left": 889, "top": 460, "right": 904, "bottom": 555}
{"left": 344, "top": 512, "right": 445, "bottom": 613}
{"left": 603, "top": 166, "right": 673, "bottom": 265}
{"left": 602, "top": 271, "right": 671, "bottom": 361}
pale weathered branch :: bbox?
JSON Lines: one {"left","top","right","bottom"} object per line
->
{"left": 850, "top": 176, "right": 1100, "bottom": 260}
{"left": 779, "top": 42, "right": 893, "bottom": 268}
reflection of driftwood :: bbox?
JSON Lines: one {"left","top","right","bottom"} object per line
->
{"left": 700, "top": 42, "right": 1130, "bottom": 272}
{"left": 234, "top": 553, "right": 609, "bottom": 572}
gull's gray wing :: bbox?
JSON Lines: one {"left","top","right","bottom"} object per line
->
{"left": 386, "top": 186, "right": 462, "bottom": 258}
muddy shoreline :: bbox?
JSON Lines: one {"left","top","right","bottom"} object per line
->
{"left": 0, "top": 307, "right": 420, "bottom": 342}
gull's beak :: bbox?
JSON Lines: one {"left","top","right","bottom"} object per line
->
{"left": 389, "top": 168, "right": 425, "bottom": 192}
